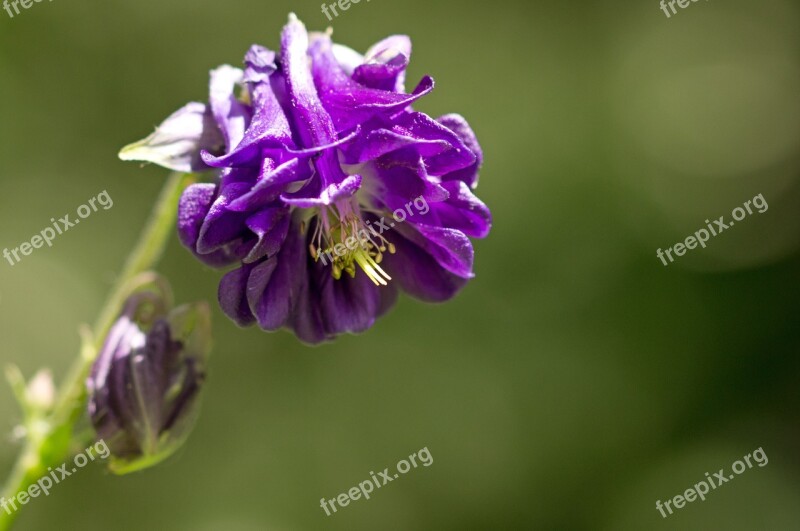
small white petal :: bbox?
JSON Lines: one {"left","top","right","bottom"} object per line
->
{"left": 119, "top": 102, "right": 224, "bottom": 172}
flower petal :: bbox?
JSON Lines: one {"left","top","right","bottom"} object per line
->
{"left": 246, "top": 213, "right": 307, "bottom": 331}
{"left": 118, "top": 102, "right": 224, "bottom": 172}
{"left": 218, "top": 263, "right": 258, "bottom": 327}
{"left": 394, "top": 112, "right": 476, "bottom": 176}
{"left": 353, "top": 35, "right": 412, "bottom": 92}
{"left": 282, "top": 15, "right": 339, "bottom": 148}
{"left": 437, "top": 114, "right": 483, "bottom": 188}
{"left": 395, "top": 223, "right": 475, "bottom": 279}
{"left": 309, "top": 34, "right": 434, "bottom": 132}
{"left": 208, "top": 65, "right": 251, "bottom": 151}
{"left": 195, "top": 169, "right": 258, "bottom": 255}
{"left": 243, "top": 45, "right": 277, "bottom": 83}
{"left": 340, "top": 124, "right": 451, "bottom": 165}
{"left": 330, "top": 42, "right": 364, "bottom": 75}
{"left": 178, "top": 183, "right": 242, "bottom": 267}
{"left": 411, "top": 180, "right": 492, "bottom": 239}
{"left": 288, "top": 278, "right": 328, "bottom": 344}
{"left": 315, "top": 263, "right": 386, "bottom": 336}
{"left": 280, "top": 174, "right": 362, "bottom": 207}
{"left": 228, "top": 158, "right": 313, "bottom": 212}
{"left": 371, "top": 150, "right": 449, "bottom": 207}
{"left": 243, "top": 207, "right": 291, "bottom": 263}
{"left": 382, "top": 229, "right": 470, "bottom": 302}
{"left": 201, "top": 48, "right": 294, "bottom": 168}
{"left": 281, "top": 15, "right": 352, "bottom": 198}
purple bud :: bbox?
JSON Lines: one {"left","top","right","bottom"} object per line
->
{"left": 87, "top": 290, "right": 211, "bottom": 474}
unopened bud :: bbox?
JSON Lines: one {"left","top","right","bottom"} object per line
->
{"left": 25, "top": 369, "right": 55, "bottom": 411}
{"left": 87, "top": 289, "right": 211, "bottom": 475}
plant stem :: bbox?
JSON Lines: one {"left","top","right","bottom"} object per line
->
{"left": 0, "top": 172, "right": 194, "bottom": 531}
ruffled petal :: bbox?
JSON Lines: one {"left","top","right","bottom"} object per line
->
{"left": 394, "top": 112, "right": 476, "bottom": 176}
{"left": 288, "top": 278, "right": 327, "bottom": 344}
{"left": 243, "top": 45, "right": 277, "bottom": 83}
{"left": 353, "top": 35, "right": 412, "bottom": 92}
{"left": 195, "top": 171, "right": 253, "bottom": 255}
{"left": 315, "top": 263, "right": 386, "bottom": 335}
{"left": 281, "top": 15, "right": 352, "bottom": 200}
{"left": 243, "top": 207, "right": 291, "bottom": 263}
{"left": 309, "top": 33, "right": 434, "bottom": 132}
{"left": 201, "top": 47, "right": 295, "bottom": 168}
{"left": 394, "top": 223, "right": 474, "bottom": 279}
{"left": 340, "top": 111, "right": 475, "bottom": 172}
{"left": 178, "top": 183, "right": 242, "bottom": 267}
{"left": 218, "top": 263, "right": 257, "bottom": 327}
{"left": 437, "top": 114, "right": 483, "bottom": 188}
{"left": 330, "top": 42, "right": 364, "bottom": 75}
{"left": 382, "top": 228, "right": 470, "bottom": 302}
{"left": 280, "top": 174, "right": 362, "bottom": 207}
{"left": 282, "top": 16, "right": 338, "bottom": 148}
{"left": 246, "top": 212, "right": 307, "bottom": 331}
{"left": 208, "top": 65, "right": 251, "bottom": 151}
{"left": 410, "top": 180, "right": 492, "bottom": 239}
{"left": 228, "top": 158, "right": 313, "bottom": 212}
{"left": 371, "top": 149, "right": 449, "bottom": 207}
{"left": 340, "top": 122, "right": 451, "bottom": 164}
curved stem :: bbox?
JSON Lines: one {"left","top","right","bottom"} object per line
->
{"left": 0, "top": 172, "right": 194, "bottom": 531}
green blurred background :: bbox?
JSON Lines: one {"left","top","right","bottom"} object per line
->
{"left": 1, "top": 0, "right": 799, "bottom": 529}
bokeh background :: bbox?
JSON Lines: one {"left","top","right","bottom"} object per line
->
{"left": 1, "top": 0, "right": 799, "bottom": 529}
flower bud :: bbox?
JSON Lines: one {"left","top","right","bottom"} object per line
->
{"left": 87, "top": 290, "right": 211, "bottom": 474}
{"left": 26, "top": 369, "right": 56, "bottom": 412}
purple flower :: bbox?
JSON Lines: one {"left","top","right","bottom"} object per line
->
{"left": 120, "top": 14, "right": 491, "bottom": 344}
{"left": 87, "top": 288, "right": 211, "bottom": 474}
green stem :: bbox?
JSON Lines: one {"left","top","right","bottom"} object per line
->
{"left": 0, "top": 172, "right": 194, "bottom": 531}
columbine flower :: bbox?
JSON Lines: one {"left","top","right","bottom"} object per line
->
{"left": 86, "top": 288, "right": 211, "bottom": 474}
{"left": 120, "top": 14, "right": 491, "bottom": 344}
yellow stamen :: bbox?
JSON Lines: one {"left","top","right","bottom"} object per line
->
{"left": 307, "top": 204, "right": 396, "bottom": 286}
